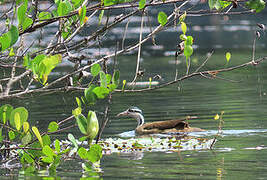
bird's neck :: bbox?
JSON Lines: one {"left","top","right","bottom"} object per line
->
{"left": 136, "top": 113, "right": 145, "bottom": 127}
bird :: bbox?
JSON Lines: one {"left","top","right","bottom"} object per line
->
{"left": 116, "top": 106, "right": 204, "bottom": 135}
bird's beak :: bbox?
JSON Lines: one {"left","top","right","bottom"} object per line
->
{"left": 116, "top": 110, "right": 128, "bottom": 117}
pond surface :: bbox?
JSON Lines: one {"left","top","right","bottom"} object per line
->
{"left": 1, "top": 6, "right": 267, "bottom": 179}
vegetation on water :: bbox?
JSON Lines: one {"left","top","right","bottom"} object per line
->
{"left": 0, "top": 0, "right": 266, "bottom": 177}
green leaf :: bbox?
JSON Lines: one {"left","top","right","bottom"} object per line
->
{"left": 181, "top": 22, "right": 187, "bottom": 35}
{"left": 246, "top": 0, "right": 265, "bottom": 12}
{"left": 226, "top": 52, "right": 231, "bottom": 62}
{"left": 22, "top": 17, "right": 33, "bottom": 31}
{"left": 38, "top": 54, "right": 62, "bottom": 84}
{"left": 54, "top": 139, "right": 61, "bottom": 153}
{"left": 32, "top": 126, "right": 43, "bottom": 147}
{"left": 68, "top": 133, "right": 79, "bottom": 149}
{"left": 10, "top": 107, "right": 28, "bottom": 128}
{"left": 91, "top": 63, "right": 101, "bottom": 77}
{"left": 42, "top": 145, "right": 55, "bottom": 157}
{"left": 48, "top": 121, "right": 59, "bottom": 132}
{"left": 57, "top": 0, "right": 71, "bottom": 16}
{"left": 106, "top": 74, "right": 112, "bottom": 84}
{"left": 0, "top": 25, "right": 19, "bottom": 51}
{"left": 185, "top": 36, "right": 193, "bottom": 46}
{"left": 87, "top": 144, "right": 102, "bottom": 163}
{"left": 72, "top": 107, "right": 82, "bottom": 116}
{"left": 139, "top": 0, "right": 146, "bottom": 9}
{"left": 41, "top": 156, "right": 54, "bottom": 163}
{"left": 9, "top": 48, "right": 15, "bottom": 56}
{"left": 100, "top": 71, "right": 107, "bottom": 88}
{"left": 158, "top": 11, "right": 168, "bottom": 26}
{"left": 21, "top": 132, "right": 32, "bottom": 145}
{"left": 84, "top": 85, "right": 98, "bottom": 105}
{"left": 8, "top": 131, "right": 16, "bottom": 140}
{"left": 104, "top": 0, "right": 116, "bottom": 6}
{"left": 93, "top": 86, "right": 110, "bottom": 99}
{"left": 99, "top": 10, "right": 104, "bottom": 25}
{"left": 21, "top": 152, "right": 34, "bottom": 164}
{"left": 184, "top": 45, "right": 193, "bottom": 59}
{"left": 75, "top": 114, "right": 87, "bottom": 135}
{"left": 0, "top": 104, "right": 13, "bottom": 124}
{"left": 23, "top": 122, "right": 29, "bottom": 133}
{"left": 112, "top": 70, "right": 120, "bottom": 87}
{"left": 14, "top": 112, "right": 21, "bottom": 131}
{"left": 42, "top": 134, "right": 51, "bottom": 146}
{"left": 76, "top": 97, "right": 82, "bottom": 107}
{"left": 38, "top": 12, "right": 52, "bottom": 21}
{"left": 17, "top": 2, "right": 27, "bottom": 25}
{"left": 78, "top": 147, "right": 88, "bottom": 159}
{"left": 86, "top": 111, "right": 99, "bottom": 143}
{"left": 208, "top": 0, "right": 216, "bottom": 9}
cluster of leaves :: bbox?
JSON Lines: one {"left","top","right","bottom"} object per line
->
{"left": 23, "top": 54, "right": 62, "bottom": 85}
{"left": 178, "top": 13, "right": 194, "bottom": 66}
{"left": 0, "top": 103, "right": 103, "bottom": 174}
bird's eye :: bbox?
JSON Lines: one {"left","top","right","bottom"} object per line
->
{"left": 128, "top": 109, "right": 134, "bottom": 112}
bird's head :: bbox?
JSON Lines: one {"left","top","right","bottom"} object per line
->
{"left": 116, "top": 106, "right": 144, "bottom": 126}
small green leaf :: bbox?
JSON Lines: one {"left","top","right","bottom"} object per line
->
{"left": 14, "top": 112, "right": 21, "bottom": 131}
{"left": 91, "top": 63, "right": 101, "bottom": 77}
{"left": 57, "top": 0, "right": 71, "bottom": 16}
{"left": 48, "top": 121, "right": 59, "bottom": 132}
{"left": 84, "top": 85, "right": 98, "bottom": 105}
{"left": 87, "top": 144, "right": 102, "bottom": 163}
{"left": 157, "top": 11, "right": 168, "bottom": 26}
{"left": 98, "top": 10, "right": 104, "bottom": 25}
{"left": 8, "top": 131, "right": 16, "bottom": 140}
{"left": 181, "top": 22, "right": 187, "bottom": 35}
{"left": 21, "top": 132, "right": 32, "bottom": 145}
{"left": 86, "top": 111, "right": 99, "bottom": 144}
{"left": 41, "top": 156, "right": 54, "bottom": 163}
{"left": 68, "top": 133, "right": 79, "bottom": 149}
{"left": 75, "top": 114, "right": 87, "bottom": 135}
{"left": 76, "top": 97, "right": 82, "bottom": 107}
{"left": 54, "top": 139, "right": 60, "bottom": 153}
{"left": 23, "top": 122, "right": 29, "bottom": 133}
{"left": 42, "top": 134, "right": 51, "bottom": 146}
{"left": 0, "top": 25, "right": 19, "bottom": 51}
{"left": 9, "top": 48, "right": 15, "bottom": 56}
{"left": 38, "top": 12, "right": 52, "bottom": 21}
{"left": 184, "top": 45, "right": 193, "bottom": 59}
{"left": 10, "top": 107, "right": 28, "bottom": 128}
{"left": 106, "top": 74, "right": 112, "bottom": 84}
{"left": 100, "top": 71, "right": 107, "bottom": 88}
{"left": 0, "top": 104, "right": 13, "bottom": 124}
{"left": 139, "top": 0, "right": 146, "bottom": 9}
{"left": 226, "top": 52, "right": 231, "bottom": 62}
{"left": 22, "top": 17, "right": 33, "bottom": 31}
{"left": 72, "top": 107, "right": 82, "bottom": 116}
{"left": 42, "top": 145, "right": 55, "bottom": 157}
{"left": 112, "top": 70, "right": 120, "bottom": 87}
{"left": 32, "top": 126, "right": 43, "bottom": 147}
{"left": 78, "top": 147, "right": 88, "bottom": 159}
{"left": 185, "top": 36, "right": 193, "bottom": 46}
{"left": 93, "top": 86, "right": 110, "bottom": 99}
